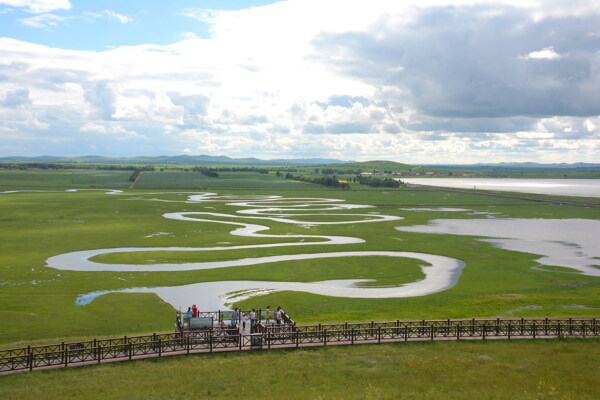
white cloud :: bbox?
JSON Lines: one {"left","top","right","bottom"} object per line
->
{"left": 85, "top": 10, "right": 132, "bottom": 24}
{"left": 519, "top": 46, "right": 563, "bottom": 60}
{"left": 0, "top": 0, "right": 70, "bottom": 14}
{"left": 1, "top": 0, "right": 599, "bottom": 162}
{"left": 80, "top": 122, "right": 107, "bottom": 133}
{"left": 1, "top": 88, "right": 30, "bottom": 108}
{"left": 80, "top": 122, "right": 145, "bottom": 139}
{"left": 180, "top": 32, "right": 199, "bottom": 40}
{"left": 19, "top": 12, "right": 64, "bottom": 28}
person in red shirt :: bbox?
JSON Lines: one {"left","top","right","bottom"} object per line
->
{"left": 192, "top": 304, "right": 198, "bottom": 317}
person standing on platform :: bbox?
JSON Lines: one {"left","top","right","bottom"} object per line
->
{"left": 192, "top": 304, "right": 198, "bottom": 317}
{"left": 275, "top": 306, "right": 282, "bottom": 325}
{"left": 265, "top": 306, "right": 271, "bottom": 324}
{"left": 250, "top": 308, "right": 256, "bottom": 327}
{"left": 231, "top": 308, "right": 239, "bottom": 327}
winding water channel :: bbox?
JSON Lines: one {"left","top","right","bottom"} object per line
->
{"left": 34, "top": 191, "right": 599, "bottom": 311}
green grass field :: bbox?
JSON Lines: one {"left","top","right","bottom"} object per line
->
{"left": 0, "top": 168, "right": 599, "bottom": 399}
{"left": 0, "top": 169, "right": 598, "bottom": 344}
{"left": 1, "top": 339, "right": 598, "bottom": 399}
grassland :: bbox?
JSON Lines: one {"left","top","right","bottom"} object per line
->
{"left": 0, "top": 168, "right": 598, "bottom": 346}
{"left": 0, "top": 167, "right": 599, "bottom": 399}
{"left": 1, "top": 339, "right": 599, "bottom": 399}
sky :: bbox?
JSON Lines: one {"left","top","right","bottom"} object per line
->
{"left": 0, "top": 0, "right": 599, "bottom": 163}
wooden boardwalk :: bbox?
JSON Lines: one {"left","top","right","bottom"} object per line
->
{"left": 1, "top": 317, "right": 598, "bottom": 375}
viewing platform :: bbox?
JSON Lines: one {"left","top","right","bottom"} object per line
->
{"left": 176, "top": 309, "right": 296, "bottom": 347}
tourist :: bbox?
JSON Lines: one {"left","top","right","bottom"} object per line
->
{"left": 242, "top": 312, "right": 248, "bottom": 329}
{"left": 192, "top": 304, "right": 198, "bottom": 317}
{"left": 275, "top": 306, "right": 282, "bottom": 325}
{"left": 250, "top": 308, "right": 256, "bottom": 326}
{"left": 231, "top": 308, "right": 239, "bottom": 326}
{"left": 186, "top": 307, "right": 192, "bottom": 318}
{"left": 265, "top": 305, "right": 271, "bottom": 324}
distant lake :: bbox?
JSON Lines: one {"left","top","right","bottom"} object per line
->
{"left": 401, "top": 178, "right": 600, "bottom": 198}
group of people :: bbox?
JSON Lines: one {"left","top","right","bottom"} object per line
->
{"left": 184, "top": 305, "right": 285, "bottom": 329}
{"left": 186, "top": 304, "right": 200, "bottom": 318}
{"left": 230, "top": 306, "right": 285, "bottom": 329}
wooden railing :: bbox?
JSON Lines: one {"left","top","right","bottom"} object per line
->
{"left": 1, "top": 317, "right": 597, "bottom": 374}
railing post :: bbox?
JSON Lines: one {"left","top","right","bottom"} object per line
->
{"left": 351, "top": 328, "right": 355, "bottom": 344}
{"left": 471, "top": 318, "right": 475, "bottom": 336}
{"left": 569, "top": 318, "right": 573, "bottom": 335}
{"left": 296, "top": 331, "right": 299, "bottom": 348}
{"left": 97, "top": 345, "right": 101, "bottom": 364}
{"left": 483, "top": 323, "right": 487, "bottom": 340}
{"left": 520, "top": 318, "right": 524, "bottom": 336}
{"left": 128, "top": 342, "right": 132, "bottom": 361}
{"left": 533, "top": 322, "right": 536, "bottom": 339}
{"left": 209, "top": 331, "right": 213, "bottom": 353}
{"left": 323, "top": 329, "right": 327, "bottom": 346}
{"left": 545, "top": 318, "right": 549, "bottom": 335}
{"left": 64, "top": 346, "right": 68, "bottom": 368}
{"left": 456, "top": 325, "right": 460, "bottom": 341}
{"left": 158, "top": 339, "right": 162, "bottom": 357}
{"left": 430, "top": 325, "right": 434, "bottom": 341}
{"left": 404, "top": 326, "right": 408, "bottom": 342}
{"left": 378, "top": 327, "right": 381, "bottom": 344}
{"left": 508, "top": 322, "right": 511, "bottom": 339}
{"left": 557, "top": 322, "right": 562, "bottom": 338}
{"left": 186, "top": 336, "right": 190, "bottom": 355}
{"left": 267, "top": 331, "right": 271, "bottom": 350}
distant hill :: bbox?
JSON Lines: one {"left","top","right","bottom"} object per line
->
{"left": 0, "top": 155, "right": 354, "bottom": 166}
{"left": 318, "top": 160, "right": 427, "bottom": 173}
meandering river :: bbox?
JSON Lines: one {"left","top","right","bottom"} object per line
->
{"left": 33, "top": 191, "right": 599, "bottom": 311}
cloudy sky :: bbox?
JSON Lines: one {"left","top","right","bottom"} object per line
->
{"left": 1, "top": 0, "right": 599, "bottom": 163}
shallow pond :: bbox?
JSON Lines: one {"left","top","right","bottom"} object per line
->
{"left": 397, "top": 218, "right": 600, "bottom": 276}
